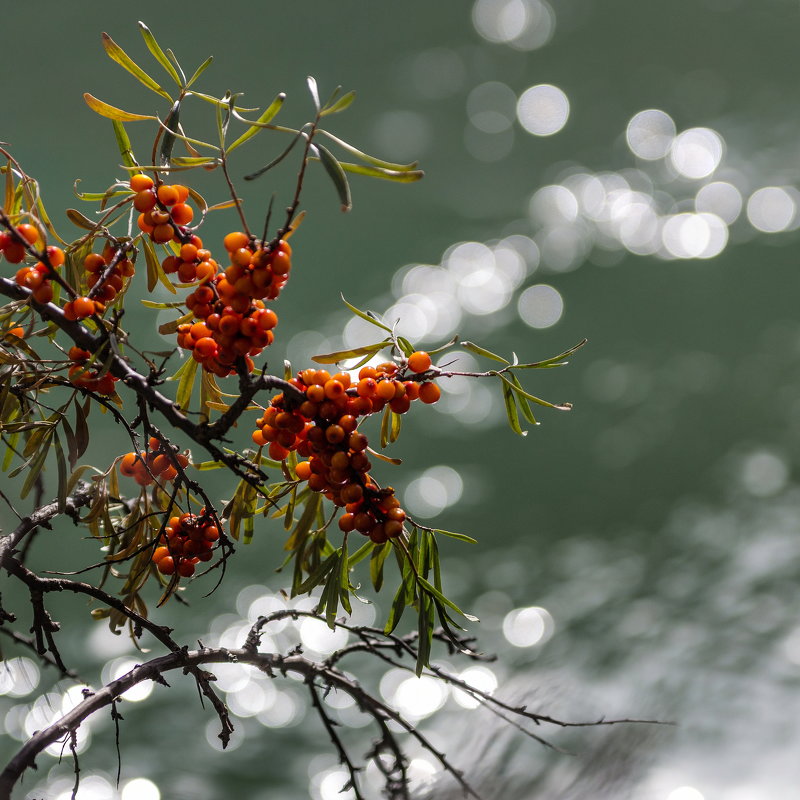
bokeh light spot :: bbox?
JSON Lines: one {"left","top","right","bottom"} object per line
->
{"left": 517, "top": 284, "right": 563, "bottom": 328}
{"left": 516, "top": 84, "right": 569, "bottom": 136}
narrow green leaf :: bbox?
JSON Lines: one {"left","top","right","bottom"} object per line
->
{"left": 116, "top": 122, "right": 138, "bottom": 173}
{"left": 227, "top": 93, "right": 286, "bottom": 153}
{"left": 176, "top": 358, "right": 198, "bottom": 411}
{"left": 83, "top": 93, "right": 156, "bottom": 123}
{"left": 138, "top": 22, "right": 183, "bottom": 87}
{"left": 320, "top": 90, "right": 356, "bottom": 117}
{"left": 311, "top": 341, "right": 389, "bottom": 364}
{"left": 512, "top": 338, "right": 588, "bottom": 369}
{"left": 20, "top": 437, "right": 50, "bottom": 499}
{"left": 315, "top": 144, "right": 352, "bottom": 212}
{"left": 384, "top": 581, "right": 408, "bottom": 634}
{"left": 185, "top": 55, "right": 214, "bottom": 89}
{"left": 461, "top": 341, "right": 509, "bottom": 364}
{"left": 433, "top": 529, "right": 478, "bottom": 545}
{"left": 389, "top": 410, "right": 402, "bottom": 444}
{"left": 340, "top": 295, "right": 392, "bottom": 333}
{"left": 140, "top": 300, "right": 184, "bottom": 310}
{"left": 416, "top": 595, "right": 434, "bottom": 675}
{"left": 509, "top": 372, "right": 537, "bottom": 425}
{"left": 319, "top": 130, "right": 419, "bottom": 171}
{"left": 396, "top": 337, "right": 415, "bottom": 358}
{"left": 306, "top": 76, "right": 320, "bottom": 111}
{"left": 54, "top": 435, "right": 68, "bottom": 512}
{"left": 339, "top": 539, "right": 352, "bottom": 615}
{"left": 380, "top": 403, "right": 391, "bottom": 449}
{"left": 370, "top": 541, "right": 392, "bottom": 592}
{"left": 101, "top": 32, "right": 172, "bottom": 100}
{"left": 496, "top": 372, "right": 573, "bottom": 411}
{"left": 335, "top": 161, "right": 424, "bottom": 183}
{"left": 501, "top": 381, "right": 526, "bottom": 436}
{"left": 160, "top": 101, "right": 181, "bottom": 167}
{"left": 191, "top": 460, "right": 225, "bottom": 471}
{"left": 295, "top": 551, "right": 338, "bottom": 594}
{"left": 66, "top": 209, "right": 98, "bottom": 232}
{"left": 347, "top": 540, "right": 373, "bottom": 569}
{"left": 417, "top": 576, "right": 478, "bottom": 623}
{"left": 141, "top": 236, "right": 160, "bottom": 293}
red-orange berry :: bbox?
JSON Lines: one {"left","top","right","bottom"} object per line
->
{"left": 129, "top": 174, "right": 154, "bottom": 192}
{"left": 407, "top": 351, "right": 432, "bottom": 373}
{"left": 418, "top": 382, "right": 441, "bottom": 404}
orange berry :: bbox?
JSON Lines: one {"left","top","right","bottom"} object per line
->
{"left": 72, "top": 296, "right": 96, "bottom": 319}
{"left": 223, "top": 232, "right": 249, "bottom": 252}
{"left": 45, "top": 246, "right": 65, "bottom": 268}
{"left": 418, "top": 382, "right": 441, "bottom": 404}
{"left": 16, "top": 224, "right": 39, "bottom": 245}
{"left": 268, "top": 441, "right": 289, "bottom": 461}
{"left": 376, "top": 380, "right": 397, "bottom": 402}
{"left": 152, "top": 224, "right": 174, "bottom": 244}
{"left": 156, "top": 184, "right": 180, "bottom": 206}
{"left": 130, "top": 174, "right": 154, "bottom": 192}
{"left": 133, "top": 190, "right": 157, "bottom": 213}
{"left": 7, "top": 326, "right": 24, "bottom": 339}
{"left": 178, "top": 560, "right": 196, "bottom": 578}
{"left": 174, "top": 184, "right": 190, "bottom": 203}
{"left": 338, "top": 513, "right": 356, "bottom": 533}
{"left": 119, "top": 452, "right": 138, "bottom": 476}
{"left": 295, "top": 461, "right": 312, "bottom": 480}
{"left": 407, "top": 351, "right": 432, "bottom": 374}
{"left": 157, "top": 556, "right": 176, "bottom": 575}
{"left": 170, "top": 203, "right": 193, "bottom": 225}
{"left": 324, "top": 379, "right": 345, "bottom": 400}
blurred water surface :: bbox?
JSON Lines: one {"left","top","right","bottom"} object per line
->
{"left": 3, "top": 1, "right": 800, "bottom": 798}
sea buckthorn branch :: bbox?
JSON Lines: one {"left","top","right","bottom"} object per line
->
{"left": 0, "top": 274, "right": 284, "bottom": 485}
{"left": 0, "top": 605, "right": 651, "bottom": 800}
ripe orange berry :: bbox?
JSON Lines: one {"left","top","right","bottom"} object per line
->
{"left": 376, "top": 380, "right": 397, "bottom": 402}
{"left": 133, "top": 190, "right": 157, "bottom": 212}
{"left": 170, "top": 203, "right": 193, "bottom": 225}
{"left": 130, "top": 174, "right": 154, "bottom": 192}
{"left": 119, "top": 452, "right": 138, "bottom": 476}
{"left": 72, "top": 296, "right": 96, "bottom": 319}
{"left": 178, "top": 560, "right": 196, "bottom": 578}
{"left": 156, "top": 184, "right": 180, "bottom": 206}
{"left": 223, "top": 231, "right": 249, "bottom": 252}
{"left": 295, "top": 461, "right": 312, "bottom": 481}
{"left": 418, "top": 382, "right": 441, "bottom": 404}
{"left": 7, "top": 326, "right": 24, "bottom": 339}
{"left": 46, "top": 246, "right": 65, "bottom": 268}
{"left": 407, "top": 351, "right": 432, "bottom": 373}
{"left": 16, "top": 224, "right": 39, "bottom": 245}
{"left": 152, "top": 224, "right": 174, "bottom": 244}
{"left": 157, "top": 556, "right": 176, "bottom": 575}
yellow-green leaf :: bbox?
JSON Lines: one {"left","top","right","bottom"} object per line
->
{"left": 83, "top": 93, "right": 156, "bottom": 122}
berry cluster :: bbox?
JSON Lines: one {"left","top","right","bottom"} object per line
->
{"left": 151, "top": 511, "right": 219, "bottom": 578}
{"left": 77, "top": 242, "right": 136, "bottom": 308}
{"left": 133, "top": 175, "right": 194, "bottom": 244}
{"left": 67, "top": 346, "right": 118, "bottom": 395}
{"left": 252, "top": 353, "right": 440, "bottom": 543}
{"left": 119, "top": 436, "right": 190, "bottom": 486}
{"left": 175, "top": 232, "right": 288, "bottom": 377}
{"left": 0, "top": 223, "right": 40, "bottom": 264}
{"left": 7, "top": 230, "right": 65, "bottom": 305}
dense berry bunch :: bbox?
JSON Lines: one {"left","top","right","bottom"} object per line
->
{"left": 0, "top": 223, "right": 40, "bottom": 264}
{"left": 119, "top": 436, "right": 190, "bottom": 486}
{"left": 74, "top": 241, "right": 136, "bottom": 311}
{"left": 5, "top": 225, "right": 65, "bottom": 305}
{"left": 151, "top": 511, "right": 220, "bottom": 578}
{"left": 67, "top": 346, "right": 118, "bottom": 395}
{"left": 174, "top": 232, "right": 288, "bottom": 377}
{"left": 133, "top": 175, "right": 195, "bottom": 244}
{"left": 252, "top": 353, "right": 439, "bottom": 543}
